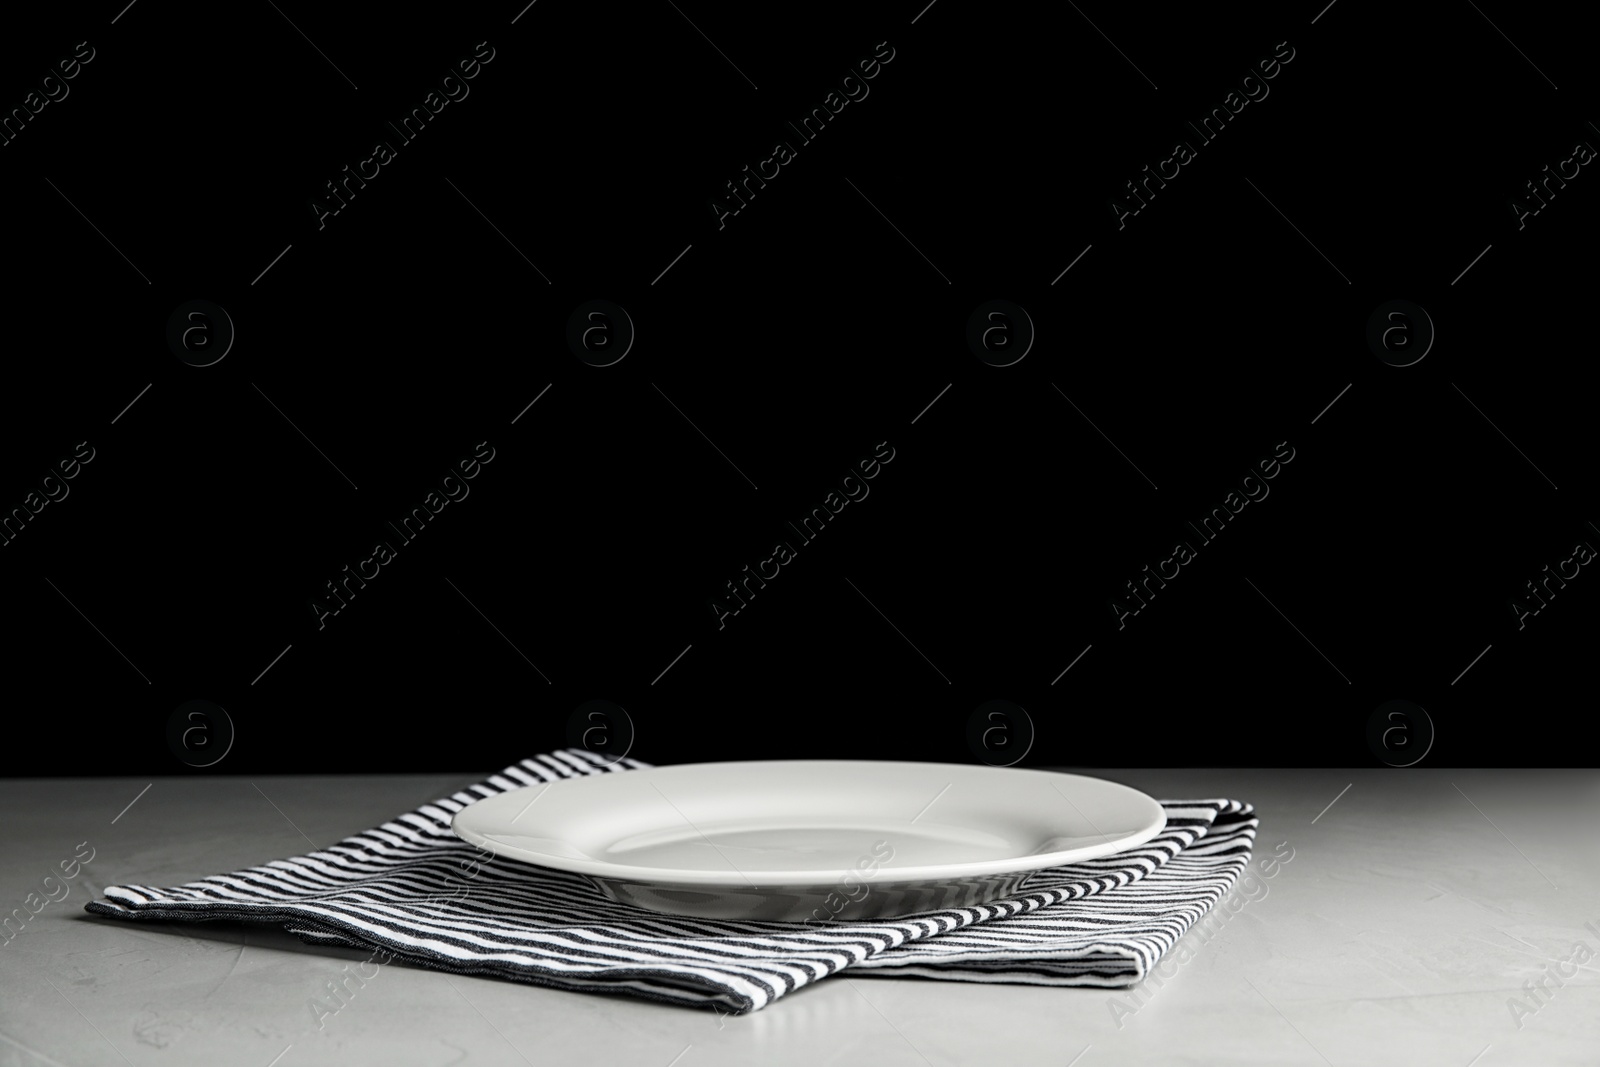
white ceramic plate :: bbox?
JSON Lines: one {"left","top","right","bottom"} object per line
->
{"left": 452, "top": 760, "right": 1166, "bottom": 922}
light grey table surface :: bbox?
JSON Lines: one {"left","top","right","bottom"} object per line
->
{"left": 2, "top": 768, "right": 1596, "bottom": 1067}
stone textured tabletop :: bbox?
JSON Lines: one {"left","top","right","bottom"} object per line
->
{"left": 2, "top": 768, "right": 1596, "bottom": 1066}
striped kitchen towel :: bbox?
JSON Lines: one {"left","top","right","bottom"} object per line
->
{"left": 84, "top": 751, "right": 1258, "bottom": 1013}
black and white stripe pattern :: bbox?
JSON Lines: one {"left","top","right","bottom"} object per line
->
{"left": 84, "top": 752, "right": 1257, "bottom": 1012}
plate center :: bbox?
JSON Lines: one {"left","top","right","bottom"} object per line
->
{"left": 602, "top": 821, "right": 1014, "bottom": 873}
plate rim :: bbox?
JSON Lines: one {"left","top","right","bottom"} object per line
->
{"left": 450, "top": 760, "right": 1168, "bottom": 887}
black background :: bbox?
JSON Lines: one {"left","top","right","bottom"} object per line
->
{"left": 2, "top": 0, "right": 1593, "bottom": 775}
